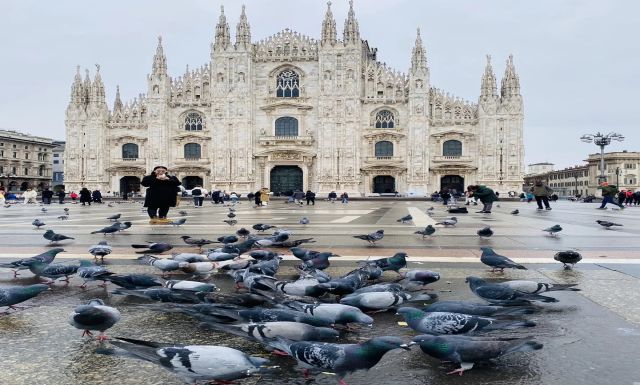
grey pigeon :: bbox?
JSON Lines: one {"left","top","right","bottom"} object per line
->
{"left": 43, "top": 229, "right": 74, "bottom": 244}
{"left": 236, "top": 227, "right": 251, "bottom": 238}
{"left": 300, "top": 252, "right": 336, "bottom": 271}
{"left": 0, "top": 248, "right": 65, "bottom": 277}
{"left": 477, "top": 227, "right": 493, "bottom": 238}
{"left": 178, "top": 210, "right": 188, "bottom": 216}
{"left": 216, "top": 235, "right": 239, "bottom": 244}
{"left": 466, "top": 276, "right": 558, "bottom": 305}
{"left": 0, "top": 284, "right": 50, "bottom": 312}
{"left": 396, "top": 307, "right": 535, "bottom": 335}
{"left": 410, "top": 334, "right": 543, "bottom": 375}
{"left": 24, "top": 260, "right": 80, "bottom": 284}
{"left": 266, "top": 336, "right": 410, "bottom": 383}
{"left": 397, "top": 214, "right": 413, "bottom": 223}
{"left": 423, "top": 300, "right": 535, "bottom": 317}
{"left": 270, "top": 238, "right": 315, "bottom": 248}
{"left": 315, "top": 268, "right": 370, "bottom": 296}
{"left": 78, "top": 260, "right": 113, "bottom": 288}
{"left": 290, "top": 247, "right": 323, "bottom": 262}
{"left": 111, "top": 288, "right": 205, "bottom": 303}
{"left": 399, "top": 269, "right": 440, "bottom": 285}
{"left": 179, "top": 261, "right": 218, "bottom": 279}
{"left": 249, "top": 257, "right": 282, "bottom": 277}
{"left": 57, "top": 215, "right": 69, "bottom": 220}
{"left": 435, "top": 217, "right": 458, "bottom": 227}
{"left": 202, "top": 321, "right": 339, "bottom": 342}
{"left": 353, "top": 229, "right": 384, "bottom": 245}
{"left": 414, "top": 225, "right": 436, "bottom": 238}
{"left": 170, "top": 218, "right": 187, "bottom": 227}
{"left": 69, "top": 298, "right": 121, "bottom": 340}
{"left": 361, "top": 252, "right": 408, "bottom": 274}
{"left": 543, "top": 224, "right": 563, "bottom": 236}
{"left": 179, "top": 304, "right": 334, "bottom": 327}
{"left": 90, "top": 224, "right": 120, "bottom": 236}
{"left": 171, "top": 253, "right": 207, "bottom": 263}
{"left": 32, "top": 219, "right": 46, "bottom": 229}
{"left": 554, "top": 250, "right": 582, "bottom": 269}
{"left": 299, "top": 217, "right": 310, "bottom": 225}
{"left": 275, "top": 277, "right": 327, "bottom": 298}
{"left": 131, "top": 242, "right": 173, "bottom": 254}
{"left": 41, "top": 207, "right": 47, "bottom": 213}
{"left": 340, "top": 291, "right": 417, "bottom": 311}
{"left": 227, "top": 212, "right": 236, "bottom": 218}
{"left": 511, "top": 209, "right": 519, "bottom": 215}
{"left": 500, "top": 279, "right": 580, "bottom": 294}
{"left": 109, "top": 337, "right": 271, "bottom": 384}
{"left": 252, "top": 223, "right": 275, "bottom": 232}
{"left": 101, "top": 274, "right": 163, "bottom": 289}
{"left": 596, "top": 220, "right": 623, "bottom": 229}
{"left": 480, "top": 247, "right": 526, "bottom": 272}
{"left": 181, "top": 235, "right": 215, "bottom": 249}
{"left": 114, "top": 221, "right": 132, "bottom": 231}
{"left": 88, "top": 241, "right": 112, "bottom": 262}
{"left": 284, "top": 302, "right": 374, "bottom": 326}
{"left": 107, "top": 213, "right": 121, "bottom": 221}
{"left": 206, "top": 251, "right": 239, "bottom": 262}
{"left": 223, "top": 219, "right": 238, "bottom": 226}
{"left": 137, "top": 255, "right": 187, "bottom": 277}
{"left": 165, "top": 280, "right": 218, "bottom": 293}
{"left": 248, "top": 250, "right": 280, "bottom": 261}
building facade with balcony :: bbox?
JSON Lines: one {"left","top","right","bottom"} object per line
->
{"left": 586, "top": 151, "right": 640, "bottom": 194}
{"left": 0, "top": 129, "right": 56, "bottom": 192}
{"left": 524, "top": 165, "right": 590, "bottom": 197}
{"left": 64, "top": 3, "right": 525, "bottom": 196}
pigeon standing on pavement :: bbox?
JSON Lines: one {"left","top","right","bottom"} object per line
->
{"left": 137, "top": 255, "right": 187, "bottom": 277}
{"left": 69, "top": 299, "right": 121, "bottom": 341}
{"left": 353, "top": 229, "right": 384, "bottom": 245}
{"left": 131, "top": 242, "right": 173, "bottom": 254}
{"left": 107, "top": 213, "right": 121, "bottom": 222}
{"left": 0, "top": 248, "right": 65, "bottom": 277}
{"left": 553, "top": 250, "right": 582, "bottom": 269}
{"left": 499, "top": 279, "right": 580, "bottom": 294}
{"left": 181, "top": 235, "right": 215, "bottom": 249}
{"left": 32, "top": 219, "right": 46, "bottom": 229}
{"left": 511, "top": 209, "right": 519, "bottom": 215}
{"left": 466, "top": 276, "right": 558, "bottom": 305}
{"left": 90, "top": 224, "right": 120, "bottom": 236}
{"left": 223, "top": 219, "right": 238, "bottom": 226}
{"left": 596, "top": 220, "right": 623, "bottom": 229}
{"left": 88, "top": 241, "right": 112, "bottom": 263}
{"left": 236, "top": 228, "right": 251, "bottom": 238}
{"left": 299, "top": 217, "right": 310, "bottom": 225}
{"left": 477, "top": 227, "right": 494, "bottom": 239}
{"left": 435, "top": 217, "right": 458, "bottom": 227}
{"left": 480, "top": 247, "right": 527, "bottom": 272}
{"left": 101, "top": 274, "right": 163, "bottom": 289}
{"left": 78, "top": 260, "right": 113, "bottom": 288}
{"left": 0, "top": 284, "right": 50, "bottom": 312}
{"left": 397, "top": 214, "right": 413, "bottom": 224}
{"left": 114, "top": 221, "right": 132, "bottom": 231}
{"left": 43, "top": 230, "right": 75, "bottom": 245}
{"left": 399, "top": 270, "right": 440, "bottom": 285}
{"left": 542, "top": 224, "right": 563, "bottom": 236}
{"left": 361, "top": 252, "right": 408, "bottom": 275}
{"left": 24, "top": 260, "right": 81, "bottom": 284}
{"left": 179, "top": 210, "right": 188, "bottom": 216}
{"left": 217, "top": 235, "right": 239, "bottom": 244}
{"left": 414, "top": 225, "right": 436, "bottom": 238}
{"left": 170, "top": 218, "right": 187, "bottom": 227}
{"left": 253, "top": 223, "right": 276, "bottom": 232}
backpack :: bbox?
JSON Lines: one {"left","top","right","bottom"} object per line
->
{"left": 191, "top": 188, "right": 201, "bottom": 196}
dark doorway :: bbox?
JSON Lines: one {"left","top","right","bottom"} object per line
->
{"left": 120, "top": 176, "right": 141, "bottom": 195}
{"left": 373, "top": 175, "right": 395, "bottom": 193}
{"left": 440, "top": 175, "right": 464, "bottom": 195}
{"left": 20, "top": 182, "right": 29, "bottom": 191}
{"left": 182, "top": 176, "right": 203, "bottom": 190}
{"left": 270, "top": 166, "right": 303, "bottom": 195}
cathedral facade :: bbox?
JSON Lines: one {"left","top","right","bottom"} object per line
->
{"left": 64, "top": 2, "right": 524, "bottom": 196}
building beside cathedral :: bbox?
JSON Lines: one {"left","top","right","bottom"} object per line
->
{"left": 64, "top": 2, "right": 524, "bottom": 196}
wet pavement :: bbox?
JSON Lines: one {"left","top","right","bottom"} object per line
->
{"left": 1, "top": 200, "right": 640, "bottom": 384}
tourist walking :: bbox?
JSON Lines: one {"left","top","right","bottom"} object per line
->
{"left": 191, "top": 185, "right": 206, "bottom": 207}
{"left": 305, "top": 190, "right": 316, "bottom": 205}
{"left": 57, "top": 190, "right": 66, "bottom": 204}
{"left": 253, "top": 189, "right": 261, "bottom": 207}
{"left": 79, "top": 187, "right": 92, "bottom": 206}
{"left": 141, "top": 166, "right": 181, "bottom": 224}
{"left": 22, "top": 187, "right": 37, "bottom": 204}
{"left": 41, "top": 187, "right": 53, "bottom": 205}
{"left": 440, "top": 189, "right": 451, "bottom": 206}
{"left": 467, "top": 185, "right": 498, "bottom": 214}
{"left": 92, "top": 189, "right": 103, "bottom": 203}
{"left": 597, "top": 182, "right": 624, "bottom": 210}
{"left": 341, "top": 192, "right": 349, "bottom": 204}
{"left": 530, "top": 180, "right": 553, "bottom": 211}
{"left": 259, "top": 188, "right": 270, "bottom": 206}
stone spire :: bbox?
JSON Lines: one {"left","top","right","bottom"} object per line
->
{"left": 480, "top": 54, "right": 497, "bottom": 98}
{"left": 91, "top": 64, "right": 106, "bottom": 105}
{"left": 343, "top": 0, "right": 360, "bottom": 45}
{"left": 69, "top": 65, "right": 84, "bottom": 106}
{"left": 235, "top": 5, "right": 251, "bottom": 49}
{"left": 214, "top": 5, "right": 231, "bottom": 51}
{"left": 321, "top": 1, "right": 337, "bottom": 47}
{"left": 152, "top": 36, "right": 167, "bottom": 76}
{"left": 411, "top": 28, "right": 427, "bottom": 71}
{"left": 113, "top": 85, "right": 123, "bottom": 113}
{"left": 83, "top": 68, "right": 91, "bottom": 105}
{"left": 500, "top": 54, "right": 520, "bottom": 98}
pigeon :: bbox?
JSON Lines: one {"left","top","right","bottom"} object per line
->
{"left": 236, "top": 228, "right": 251, "bottom": 238}
{"left": 399, "top": 269, "right": 440, "bottom": 285}
{"left": 480, "top": 247, "right": 526, "bottom": 272}
{"left": 500, "top": 280, "right": 580, "bottom": 294}
{"left": 227, "top": 212, "right": 236, "bottom": 218}
{"left": 397, "top": 214, "right": 413, "bottom": 224}
{"left": 543, "top": 224, "right": 563, "bottom": 236}
{"left": 131, "top": 242, "right": 173, "bottom": 254}
{"left": 284, "top": 302, "right": 374, "bottom": 327}
{"left": 181, "top": 236, "right": 215, "bottom": 249}
{"left": 248, "top": 250, "right": 280, "bottom": 261}
{"left": 270, "top": 238, "right": 316, "bottom": 248}
{"left": 111, "top": 288, "right": 206, "bottom": 303}
{"left": 24, "top": 260, "right": 80, "bottom": 284}
{"left": 171, "top": 253, "right": 207, "bottom": 263}
{"left": 414, "top": 225, "right": 436, "bottom": 238}
{"left": 0, "top": 284, "right": 50, "bottom": 312}
{"left": 108, "top": 337, "right": 271, "bottom": 384}
{"left": 340, "top": 291, "right": 416, "bottom": 311}
{"left": 63, "top": 207, "right": 69, "bottom": 213}
{"left": 316, "top": 269, "right": 370, "bottom": 296}
{"left": 290, "top": 247, "right": 324, "bottom": 262}
{"left": 88, "top": 241, "right": 112, "bottom": 262}
{"left": 275, "top": 277, "right": 328, "bottom": 298}
{"left": 202, "top": 321, "right": 339, "bottom": 343}
{"left": 396, "top": 307, "right": 535, "bottom": 335}
{"left": 554, "top": 250, "right": 582, "bottom": 269}
{"left": 113, "top": 221, "right": 132, "bottom": 231}
{"left": 477, "top": 226, "right": 494, "bottom": 238}
{"left": 423, "top": 300, "right": 536, "bottom": 317}
{"left": 107, "top": 203, "right": 114, "bottom": 207}
{"left": 299, "top": 217, "right": 310, "bottom": 225}
{"left": 165, "top": 280, "right": 218, "bottom": 293}
{"left": 234, "top": 269, "right": 278, "bottom": 294}
{"left": 206, "top": 252, "right": 239, "bottom": 262}
{"left": 41, "top": 207, "right": 48, "bottom": 213}
{"left": 170, "top": 218, "right": 187, "bottom": 227}
{"left": 216, "top": 235, "right": 239, "bottom": 244}
{"left": 214, "top": 238, "right": 258, "bottom": 255}
{"left": 253, "top": 233, "right": 290, "bottom": 247}
{"left": 300, "top": 252, "right": 337, "bottom": 271}
{"left": 101, "top": 274, "right": 163, "bottom": 289}
{"left": 249, "top": 257, "right": 282, "bottom": 277}
{"left": 511, "top": 209, "right": 519, "bottom": 215}
{"left": 178, "top": 210, "right": 188, "bottom": 216}
{"left": 77, "top": 260, "right": 114, "bottom": 288}
{"left": 181, "top": 304, "right": 334, "bottom": 327}
{"left": 351, "top": 283, "right": 405, "bottom": 295}
{"left": 180, "top": 262, "right": 219, "bottom": 279}
{"left": 466, "top": 276, "right": 559, "bottom": 305}
{"left": 596, "top": 220, "right": 623, "bottom": 229}
{"left": 223, "top": 219, "right": 237, "bottom": 226}
{"left": 361, "top": 252, "right": 408, "bottom": 275}
{"left": 0, "top": 248, "right": 65, "bottom": 277}
{"left": 265, "top": 336, "right": 411, "bottom": 383}
{"left": 43, "top": 229, "right": 75, "bottom": 245}
{"left": 435, "top": 217, "right": 457, "bottom": 227}
{"left": 90, "top": 224, "right": 120, "bottom": 236}
{"left": 137, "top": 255, "right": 188, "bottom": 277}
{"left": 252, "top": 223, "right": 276, "bottom": 232}
{"left": 57, "top": 215, "right": 69, "bottom": 220}
{"left": 107, "top": 213, "right": 121, "bottom": 221}
{"left": 32, "top": 219, "right": 46, "bottom": 229}
{"left": 69, "top": 299, "right": 121, "bottom": 340}
{"left": 410, "top": 334, "right": 543, "bottom": 376}
{"left": 352, "top": 229, "right": 384, "bottom": 245}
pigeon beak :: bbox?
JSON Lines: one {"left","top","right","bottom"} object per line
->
{"left": 399, "top": 343, "right": 413, "bottom": 350}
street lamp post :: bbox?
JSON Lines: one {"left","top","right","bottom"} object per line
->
{"left": 580, "top": 132, "right": 625, "bottom": 184}
{"left": 573, "top": 172, "right": 579, "bottom": 196}
{"left": 615, "top": 167, "right": 620, "bottom": 188}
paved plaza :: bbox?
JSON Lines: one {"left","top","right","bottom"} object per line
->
{"left": 1, "top": 199, "right": 639, "bottom": 384}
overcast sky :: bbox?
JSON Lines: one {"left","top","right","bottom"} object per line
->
{"left": 1, "top": 0, "right": 637, "bottom": 169}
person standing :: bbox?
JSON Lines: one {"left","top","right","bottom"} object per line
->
{"left": 41, "top": 187, "right": 53, "bottom": 205}
{"left": 57, "top": 190, "right": 66, "bottom": 204}
{"left": 92, "top": 189, "right": 103, "bottom": 203}
{"left": 305, "top": 190, "right": 316, "bottom": 205}
{"left": 328, "top": 191, "right": 337, "bottom": 203}
{"left": 230, "top": 191, "right": 239, "bottom": 204}
{"left": 254, "top": 189, "right": 262, "bottom": 207}
{"left": 0, "top": 189, "right": 5, "bottom": 206}
{"left": 340, "top": 192, "right": 349, "bottom": 204}
{"left": 259, "top": 188, "right": 270, "bottom": 206}
{"left": 79, "top": 187, "right": 92, "bottom": 206}
{"left": 625, "top": 189, "right": 634, "bottom": 206}
{"left": 22, "top": 187, "right": 38, "bottom": 204}
{"left": 141, "top": 166, "right": 181, "bottom": 224}
{"left": 440, "top": 189, "right": 451, "bottom": 206}
{"left": 211, "top": 190, "right": 221, "bottom": 204}
{"left": 597, "top": 182, "right": 624, "bottom": 210}
{"left": 70, "top": 191, "right": 78, "bottom": 202}
{"left": 467, "top": 185, "right": 498, "bottom": 214}
{"left": 191, "top": 185, "right": 206, "bottom": 207}
{"left": 293, "top": 190, "right": 305, "bottom": 205}
{"left": 530, "top": 180, "right": 553, "bottom": 211}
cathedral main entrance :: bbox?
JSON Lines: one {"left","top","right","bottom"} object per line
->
{"left": 120, "top": 176, "right": 141, "bottom": 195}
{"left": 270, "top": 166, "right": 303, "bottom": 195}
{"left": 373, "top": 175, "right": 395, "bottom": 193}
{"left": 182, "top": 176, "right": 203, "bottom": 190}
{"left": 440, "top": 175, "right": 464, "bottom": 194}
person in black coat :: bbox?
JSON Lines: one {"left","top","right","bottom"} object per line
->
{"left": 254, "top": 189, "right": 262, "bottom": 207}
{"left": 141, "top": 166, "right": 181, "bottom": 223}
{"left": 92, "top": 189, "right": 103, "bottom": 203}
{"left": 79, "top": 187, "right": 92, "bottom": 206}
{"left": 57, "top": 190, "right": 66, "bottom": 204}
{"left": 41, "top": 188, "right": 54, "bottom": 205}
{"left": 305, "top": 190, "right": 316, "bottom": 205}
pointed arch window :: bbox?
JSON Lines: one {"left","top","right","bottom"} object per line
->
{"left": 184, "top": 112, "right": 204, "bottom": 131}
{"left": 122, "top": 143, "right": 139, "bottom": 159}
{"left": 375, "top": 141, "right": 394, "bottom": 157}
{"left": 276, "top": 70, "right": 300, "bottom": 98}
{"left": 184, "top": 143, "right": 201, "bottom": 160}
{"left": 375, "top": 110, "right": 395, "bottom": 128}
{"left": 275, "top": 117, "right": 298, "bottom": 137}
{"left": 443, "top": 140, "right": 462, "bottom": 157}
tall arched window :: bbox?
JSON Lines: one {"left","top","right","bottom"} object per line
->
{"left": 184, "top": 112, "right": 204, "bottom": 131}
{"left": 122, "top": 143, "right": 139, "bottom": 159}
{"left": 375, "top": 141, "right": 394, "bottom": 157}
{"left": 276, "top": 70, "right": 300, "bottom": 98}
{"left": 443, "top": 140, "right": 462, "bottom": 156}
{"left": 184, "top": 143, "right": 201, "bottom": 159}
{"left": 375, "top": 110, "right": 395, "bottom": 128}
{"left": 275, "top": 117, "right": 299, "bottom": 136}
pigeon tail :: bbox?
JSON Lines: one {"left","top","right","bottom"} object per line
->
{"left": 109, "top": 338, "right": 168, "bottom": 365}
{"left": 485, "top": 319, "right": 536, "bottom": 330}
{"left": 493, "top": 306, "right": 536, "bottom": 316}
{"left": 505, "top": 340, "right": 544, "bottom": 354}
{"left": 544, "top": 283, "right": 580, "bottom": 292}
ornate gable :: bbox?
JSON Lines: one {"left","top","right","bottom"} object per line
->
{"left": 254, "top": 29, "right": 318, "bottom": 62}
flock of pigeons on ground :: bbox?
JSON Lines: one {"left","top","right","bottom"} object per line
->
{"left": 0, "top": 199, "right": 619, "bottom": 384}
